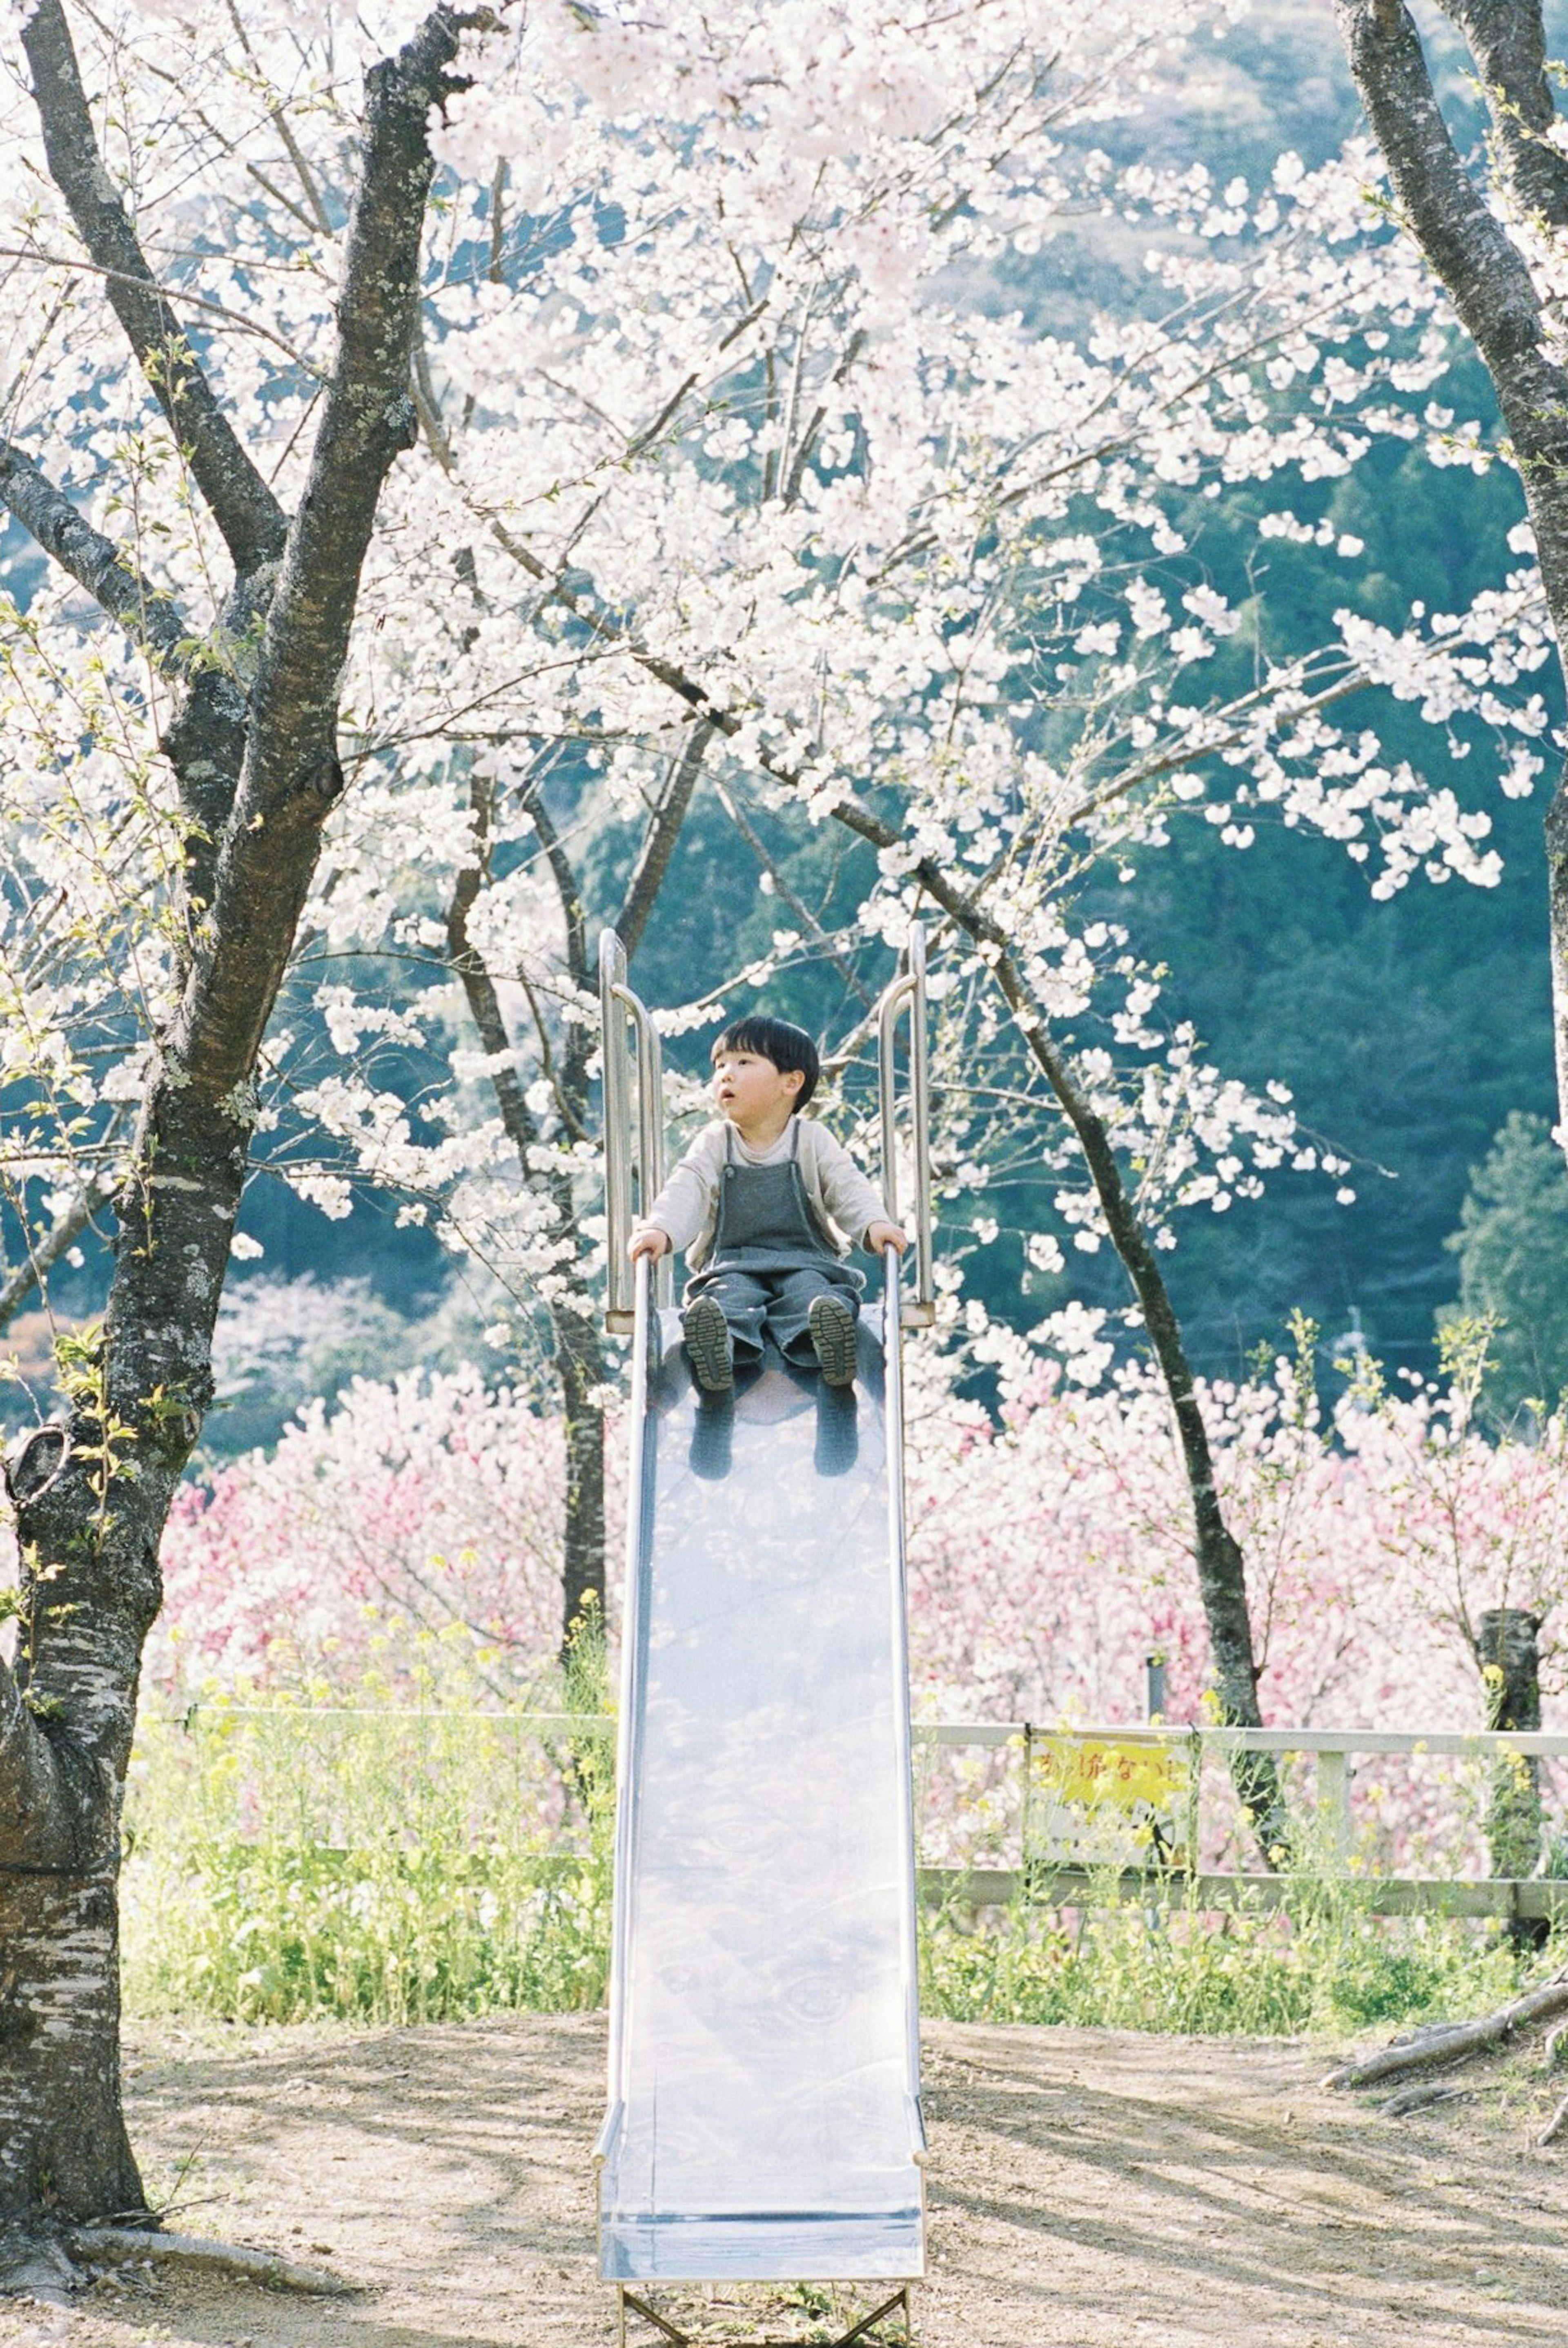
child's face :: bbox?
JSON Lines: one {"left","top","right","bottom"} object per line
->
{"left": 710, "top": 1046, "right": 804, "bottom": 1131}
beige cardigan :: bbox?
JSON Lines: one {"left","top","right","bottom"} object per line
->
{"left": 636, "top": 1116, "right": 889, "bottom": 1271}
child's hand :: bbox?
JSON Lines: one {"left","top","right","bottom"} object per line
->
{"left": 628, "top": 1227, "right": 670, "bottom": 1262}
{"left": 866, "top": 1220, "right": 908, "bottom": 1255}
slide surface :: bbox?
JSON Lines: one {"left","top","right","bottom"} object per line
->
{"left": 597, "top": 1299, "right": 925, "bottom": 2284}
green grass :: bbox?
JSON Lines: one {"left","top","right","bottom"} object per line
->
{"left": 920, "top": 1869, "right": 1529, "bottom": 2037}
{"left": 123, "top": 1620, "right": 1547, "bottom": 2038}
{"left": 122, "top": 1615, "right": 615, "bottom": 2025}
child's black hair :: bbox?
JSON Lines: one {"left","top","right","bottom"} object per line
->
{"left": 712, "top": 1015, "right": 820, "bottom": 1110}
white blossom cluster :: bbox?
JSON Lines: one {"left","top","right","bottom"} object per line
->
{"left": 0, "top": 0, "right": 1547, "bottom": 1318}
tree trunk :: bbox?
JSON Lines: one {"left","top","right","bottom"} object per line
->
{"left": 0, "top": 1085, "right": 244, "bottom": 2257}
{"left": 557, "top": 1306, "right": 608, "bottom": 1637}
{"left": 1479, "top": 1605, "right": 1545, "bottom": 1944}
{"left": 1546, "top": 778, "right": 1568, "bottom": 1162}
{"left": 0, "top": 0, "right": 462, "bottom": 2271}
{"left": 0, "top": 1875, "right": 142, "bottom": 2241}
{"left": 824, "top": 798, "right": 1286, "bottom": 1851}
{"left": 985, "top": 951, "right": 1288, "bottom": 1856}
{"left": 447, "top": 780, "right": 612, "bottom": 1643}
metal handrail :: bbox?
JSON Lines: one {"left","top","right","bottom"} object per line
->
{"left": 878, "top": 933, "right": 934, "bottom": 2150}
{"left": 600, "top": 933, "right": 633, "bottom": 1327}
{"left": 597, "top": 1248, "right": 655, "bottom": 2170}
{"left": 881, "top": 1244, "right": 927, "bottom": 2163}
{"left": 876, "top": 922, "right": 935, "bottom": 1328}
{"left": 599, "top": 930, "right": 670, "bottom": 1331}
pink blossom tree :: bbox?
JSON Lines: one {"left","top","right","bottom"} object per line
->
{"left": 146, "top": 1342, "right": 1568, "bottom": 1875}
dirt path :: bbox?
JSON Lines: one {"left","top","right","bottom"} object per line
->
{"left": 3, "top": 2013, "right": 1567, "bottom": 2347}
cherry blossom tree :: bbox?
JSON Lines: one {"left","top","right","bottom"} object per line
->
{"left": 0, "top": 0, "right": 467, "bottom": 2279}
{"left": 149, "top": 1368, "right": 576, "bottom": 1700}
{"left": 354, "top": 0, "right": 1545, "bottom": 1759}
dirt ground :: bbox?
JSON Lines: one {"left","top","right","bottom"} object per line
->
{"left": 4, "top": 2011, "right": 1568, "bottom": 2348}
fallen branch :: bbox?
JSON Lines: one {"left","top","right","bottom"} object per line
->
{"left": 1324, "top": 1969, "right": 1568, "bottom": 2091}
{"left": 1539, "top": 2095, "right": 1568, "bottom": 2147}
{"left": 65, "top": 2227, "right": 359, "bottom": 2296}
{"left": 1378, "top": 2081, "right": 1473, "bottom": 2119}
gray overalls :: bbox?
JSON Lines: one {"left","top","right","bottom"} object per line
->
{"left": 685, "top": 1121, "right": 865, "bottom": 1369}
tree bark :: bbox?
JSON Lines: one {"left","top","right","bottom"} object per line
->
{"left": 1334, "top": 0, "right": 1568, "bottom": 1166}
{"left": 447, "top": 771, "right": 610, "bottom": 1643}
{"left": 556, "top": 1307, "right": 608, "bottom": 1636}
{"left": 1479, "top": 1605, "right": 1545, "bottom": 1942}
{"left": 0, "top": 0, "right": 462, "bottom": 2269}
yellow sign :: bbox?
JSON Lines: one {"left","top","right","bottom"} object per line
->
{"left": 1037, "top": 1737, "right": 1188, "bottom": 1811}
{"left": 1026, "top": 1735, "right": 1192, "bottom": 1869}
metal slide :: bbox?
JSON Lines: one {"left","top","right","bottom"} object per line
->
{"left": 594, "top": 932, "right": 934, "bottom": 2307}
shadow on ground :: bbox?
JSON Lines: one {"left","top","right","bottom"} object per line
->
{"left": 0, "top": 2014, "right": 1565, "bottom": 2347}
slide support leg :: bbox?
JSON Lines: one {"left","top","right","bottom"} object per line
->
{"left": 617, "top": 2282, "right": 913, "bottom": 2347}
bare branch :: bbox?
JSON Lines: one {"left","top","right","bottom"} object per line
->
{"left": 447, "top": 771, "right": 539, "bottom": 1166}
{"left": 223, "top": 0, "right": 336, "bottom": 239}
{"left": 1325, "top": 1969, "right": 1568, "bottom": 2090}
{"left": 520, "top": 771, "right": 591, "bottom": 996}
{"left": 617, "top": 717, "right": 715, "bottom": 960}
{"left": 715, "top": 776, "right": 874, "bottom": 1008}
{"left": 0, "top": 440, "right": 192, "bottom": 668}
{"left": 0, "top": 1172, "right": 114, "bottom": 1335}
{"left": 0, "top": 243, "right": 323, "bottom": 372}
{"left": 21, "top": 0, "right": 288, "bottom": 576}
{"left": 782, "top": 327, "right": 864, "bottom": 508}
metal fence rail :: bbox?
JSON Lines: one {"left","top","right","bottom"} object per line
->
{"left": 919, "top": 1719, "right": 1568, "bottom": 1920}
{"left": 156, "top": 1709, "right": 1568, "bottom": 1919}
{"left": 915, "top": 1865, "right": 1568, "bottom": 1922}
{"left": 164, "top": 1711, "right": 1568, "bottom": 1761}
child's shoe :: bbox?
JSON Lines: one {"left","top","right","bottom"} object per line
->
{"left": 808, "top": 1293, "right": 858, "bottom": 1388}
{"left": 683, "top": 1294, "right": 734, "bottom": 1393}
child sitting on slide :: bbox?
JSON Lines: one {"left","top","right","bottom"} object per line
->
{"left": 628, "top": 1014, "right": 906, "bottom": 1393}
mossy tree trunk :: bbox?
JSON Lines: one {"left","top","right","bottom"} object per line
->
{"left": 1478, "top": 1605, "right": 1546, "bottom": 1947}
{"left": 0, "top": 0, "right": 463, "bottom": 2272}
